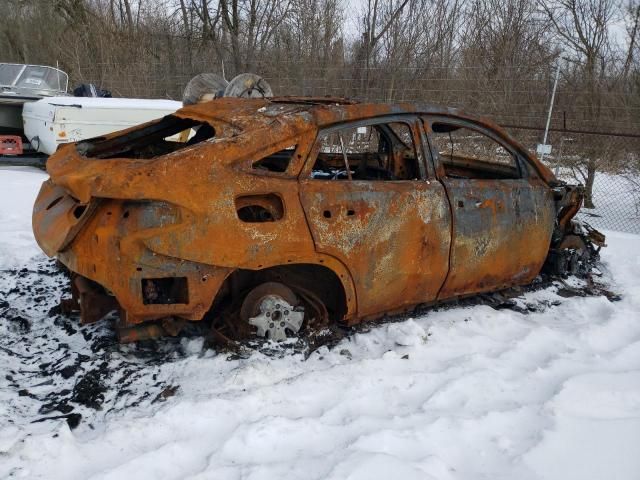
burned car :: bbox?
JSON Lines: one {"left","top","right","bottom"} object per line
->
{"left": 32, "top": 97, "right": 604, "bottom": 343}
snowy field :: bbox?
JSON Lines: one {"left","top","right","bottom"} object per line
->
{"left": 1, "top": 166, "right": 640, "bottom": 480}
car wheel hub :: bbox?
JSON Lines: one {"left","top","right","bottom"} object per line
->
{"left": 248, "top": 295, "right": 304, "bottom": 341}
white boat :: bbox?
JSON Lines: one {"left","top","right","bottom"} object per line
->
{"left": 23, "top": 97, "right": 183, "bottom": 155}
{"left": 0, "top": 63, "right": 68, "bottom": 135}
{"left": 3, "top": 69, "right": 271, "bottom": 163}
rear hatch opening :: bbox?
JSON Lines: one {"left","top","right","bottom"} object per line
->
{"left": 76, "top": 115, "right": 216, "bottom": 160}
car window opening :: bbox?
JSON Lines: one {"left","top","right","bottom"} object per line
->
{"left": 311, "top": 122, "right": 420, "bottom": 181}
{"left": 76, "top": 115, "right": 216, "bottom": 160}
{"left": 252, "top": 146, "right": 296, "bottom": 173}
{"left": 431, "top": 123, "right": 520, "bottom": 180}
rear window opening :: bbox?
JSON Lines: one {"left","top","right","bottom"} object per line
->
{"left": 76, "top": 115, "right": 216, "bottom": 160}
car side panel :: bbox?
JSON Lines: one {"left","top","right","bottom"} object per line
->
{"left": 437, "top": 177, "right": 555, "bottom": 299}
{"left": 299, "top": 179, "right": 452, "bottom": 319}
{"left": 142, "top": 174, "right": 318, "bottom": 269}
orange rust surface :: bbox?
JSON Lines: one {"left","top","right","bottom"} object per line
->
{"left": 32, "top": 97, "right": 571, "bottom": 329}
{"left": 437, "top": 178, "right": 555, "bottom": 298}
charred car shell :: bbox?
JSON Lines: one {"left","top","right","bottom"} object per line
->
{"left": 32, "top": 97, "right": 604, "bottom": 342}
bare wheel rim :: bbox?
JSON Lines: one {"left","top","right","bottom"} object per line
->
{"left": 240, "top": 282, "right": 304, "bottom": 341}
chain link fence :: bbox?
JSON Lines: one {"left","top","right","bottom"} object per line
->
{"left": 6, "top": 59, "right": 638, "bottom": 235}
{"left": 507, "top": 126, "right": 640, "bottom": 234}
{"left": 125, "top": 64, "right": 639, "bottom": 236}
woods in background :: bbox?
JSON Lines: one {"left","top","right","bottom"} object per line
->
{"left": 1, "top": 0, "right": 639, "bottom": 205}
{"left": 1, "top": 0, "right": 638, "bottom": 125}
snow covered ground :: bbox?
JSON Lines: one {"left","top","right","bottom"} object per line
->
{"left": 0, "top": 167, "right": 48, "bottom": 269}
{"left": 1, "top": 166, "right": 640, "bottom": 480}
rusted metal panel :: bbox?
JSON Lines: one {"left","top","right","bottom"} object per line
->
{"left": 32, "top": 180, "right": 96, "bottom": 256}
{"left": 437, "top": 178, "right": 555, "bottom": 299}
{"left": 299, "top": 180, "right": 452, "bottom": 319}
{"left": 56, "top": 198, "right": 231, "bottom": 324}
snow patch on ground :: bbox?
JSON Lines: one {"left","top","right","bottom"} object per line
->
{"left": 0, "top": 166, "right": 48, "bottom": 269}
{"left": 1, "top": 167, "right": 640, "bottom": 479}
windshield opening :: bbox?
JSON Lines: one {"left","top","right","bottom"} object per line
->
{"left": 0, "top": 63, "right": 68, "bottom": 94}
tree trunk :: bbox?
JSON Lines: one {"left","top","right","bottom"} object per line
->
{"left": 583, "top": 159, "right": 597, "bottom": 209}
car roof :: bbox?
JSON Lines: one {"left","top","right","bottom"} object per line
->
{"left": 176, "top": 96, "right": 481, "bottom": 129}
{"left": 175, "top": 97, "right": 555, "bottom": 184}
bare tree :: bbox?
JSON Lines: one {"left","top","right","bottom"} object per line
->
{"left": 538, "top": 0, "right": 619, "bottom": 207}
{"left": 458, "top": 0, "right": 555, "bottom": 115}
{"left": 217, "top": 0, "right": 293, "bottom": 73}
{"left": 0, "top": 0, "right": 636, "bottom": 148}
{"left": 622, "top": 1, "right": 640, "bottom": 79}
{"left": 352, "top": 0, "right": 410, "bottom": 98}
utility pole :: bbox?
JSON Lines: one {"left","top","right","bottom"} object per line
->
{"left": 538, "top": 63, "right": 560, "bottom": 163}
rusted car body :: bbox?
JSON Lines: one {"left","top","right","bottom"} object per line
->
{"left": 32, "top": 97, "right": 602, "bottom": 342}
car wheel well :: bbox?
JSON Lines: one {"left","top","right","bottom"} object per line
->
{"left": 211, "top": 263, "right": 348, "bottom": 323}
